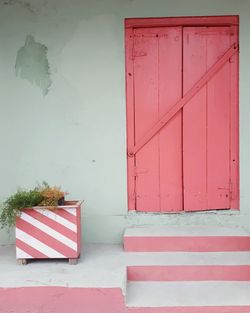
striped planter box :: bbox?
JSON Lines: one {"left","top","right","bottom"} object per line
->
{"left": 15, "top": 201, "right": 82, "bottom": 264}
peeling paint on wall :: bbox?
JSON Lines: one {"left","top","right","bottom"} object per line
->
{"left": 0, "top": 0, "right": 39, "bottom": 14}
{"left": 15, "top": 35, "right": 52, "bottom": 95}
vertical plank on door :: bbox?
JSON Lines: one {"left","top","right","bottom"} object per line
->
{"left": 158, "top": 27, "right": 183, "bottom": 212}
{"left": 133, "top": 28, "right": 160, "bottom": 212}
{"left": 134, "top": 27, "right": 183, "bottom": 212}
{"left": 125, "top": 28, "right": 136, "bottom": 210}
{"left": 183, "top": 27, "right": 207, "bottom": 211}
{"left": 229, "top": 25, "right": 239, "bottom": 210}
{"left": 206, "top": 27, "right": 231, "bottom": 209}
{"left": 183, "top": 27, "right": 233, "bottom": 211}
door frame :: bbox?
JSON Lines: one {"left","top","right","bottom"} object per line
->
{"left": 125, "top": 15, "right": 239, "bottom": 211}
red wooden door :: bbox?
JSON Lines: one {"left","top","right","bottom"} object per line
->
{"left": 126, "top": 17, "right": 239, "bottom": 213}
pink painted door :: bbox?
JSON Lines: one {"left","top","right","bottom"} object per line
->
{"left": 126, "top": 18, "right": 239, "bottom": 213}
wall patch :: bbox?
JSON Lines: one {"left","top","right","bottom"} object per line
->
{"left": 15, "top": 35, "right": 52, "bottom": 95}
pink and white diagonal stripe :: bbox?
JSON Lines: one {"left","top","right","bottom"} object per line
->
{"left": 15, "top": 203, "right": 81, "bottom": 259}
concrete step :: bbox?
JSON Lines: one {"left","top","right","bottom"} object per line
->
{"left": 126, "top": 281, "right": 250, "bottom": 310}
{"left": 124, "top": 226, "right": 250, "bottom": 252}
{"left": 126, "top": 250, "right": 250, "bottom": 281}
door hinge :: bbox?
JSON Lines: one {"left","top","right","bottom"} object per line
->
{"left": 132, "top": 50, "right": 147, "bottom": 58}
{"left": 229, "top": 181, "right": 233, "bottom": 198}
{"left": 134, "top": 166, "right": 148, "bottom": 177}
{"left": 133, "top": 166, "right": 137, "bottom": 177}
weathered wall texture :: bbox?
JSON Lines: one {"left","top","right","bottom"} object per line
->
{"left": 15, "top": 34, "right": 51, "bottom": 95}
{"left": 0, "top": 0, "right": 250, "bottom": 244}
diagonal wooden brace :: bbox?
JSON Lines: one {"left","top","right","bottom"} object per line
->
{"left": 128, "top": 43, "right": 239, "bottom": 157}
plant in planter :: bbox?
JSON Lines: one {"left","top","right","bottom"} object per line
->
{"left": 37, "top": 181, "right": 67, "bottom": 206}
{"left": 0, "top": 188, "right": 43, "bottom": 230}
{"left": 0, "top": 183, "right": 82, "bottom": 265}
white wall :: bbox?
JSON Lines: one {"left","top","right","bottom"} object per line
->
{"left": 0, "top": 0, "right": 250, "bottom": 245}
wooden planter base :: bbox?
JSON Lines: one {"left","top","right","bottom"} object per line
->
{"left": 17, "top": 257, "right": 79, "bottom": 265}
{"left": 17, "top": 259, "right": 28, "bottom": 265}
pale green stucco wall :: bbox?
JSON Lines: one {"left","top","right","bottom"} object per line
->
{"left": 0, "top": 0, "right": 250, "bottom": 244}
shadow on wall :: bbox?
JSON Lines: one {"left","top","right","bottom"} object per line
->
{"left": 15, "top": 35, "right": 52, "bottom": 96}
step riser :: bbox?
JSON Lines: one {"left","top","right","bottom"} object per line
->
{"left": 127, "top": 265, "right": 250, "bottom": 281}
{"left": 124, "top": 236, "right": 250, "bottom": 252}
{"left": 128, "top": 306, "right": 250, "bottom": 313}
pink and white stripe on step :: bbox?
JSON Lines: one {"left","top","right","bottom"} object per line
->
{"left": 15, "top": 204, "right": 81, "bottom": 259}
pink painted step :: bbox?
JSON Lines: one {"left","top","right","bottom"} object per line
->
{"left": 127, "top": 265, "right": 250, "bottom": 281}
{"left": 124, "top": 226, "right": 250, "bottom": 252}
{"left": 126, "top": 250, "right": 250, "bottom": 281}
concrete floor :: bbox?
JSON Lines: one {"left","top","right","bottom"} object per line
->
{"left": 1, "top": 243, "right": 250, "bottom": 289}
{"left": 1, "top": 243, "right": 250, "bottom": 310}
